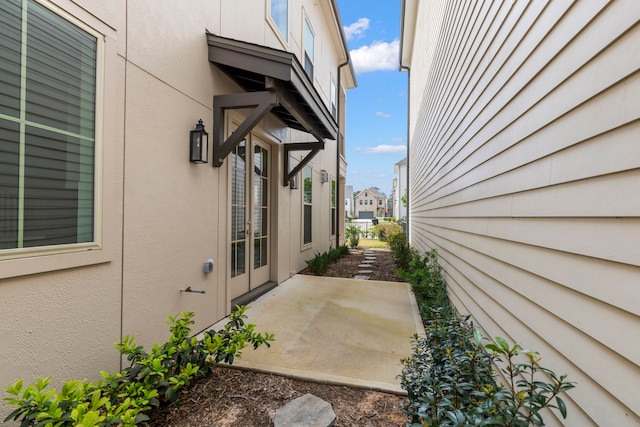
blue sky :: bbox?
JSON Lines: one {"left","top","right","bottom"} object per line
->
{"left": 336, "top": 0, "right": 407, "bottom": 197}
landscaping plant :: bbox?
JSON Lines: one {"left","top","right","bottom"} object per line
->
{"left": 392, "top": 242, "right": 576, "bottom": 426}
{"left": 345, "top": 225, "right": 361, "bottom": 247}
{"left": 401, "top": 313, "right": 575, "bottom": 426}
{"left": 3, "top": 308, "right": 274, "bottom": 426}
{"left": 305, "top": 245, "right": 350, "bottom": 275}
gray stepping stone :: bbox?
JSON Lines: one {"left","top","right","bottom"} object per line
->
{"left": 353, "top": 275, "right": 370, "bottom": 280}
{"left": 364, "top": 251, "right": 375, "bottom": 255}
{"left": 357, "top": 264, "right": 372, "bottom": 268}
{"left": 358, "top": 270, "right": 373, "bottom": 274}
{"left": 274, "top": 393, "right": 336, "bottom": 427}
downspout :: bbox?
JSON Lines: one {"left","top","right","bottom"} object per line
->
{"left": 400, "top": 66, "right": 410, "bottom": 242}
{"left": 336, "top": 60, "right": 349, "bottom": 248}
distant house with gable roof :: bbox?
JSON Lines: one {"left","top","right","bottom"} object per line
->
{"left": 354, "top": 187, "right": 387, "bottom": 219}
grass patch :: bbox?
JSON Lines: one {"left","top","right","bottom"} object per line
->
{"left": 358, "top": 239, "right": 388, "bottom": 248}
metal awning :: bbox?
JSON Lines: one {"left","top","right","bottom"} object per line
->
{"left": 207, "top": 34, "right": 338, "bottom": 184}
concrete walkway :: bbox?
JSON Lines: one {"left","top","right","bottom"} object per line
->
{"left": 209, "top": 274, "right": 424, "bottom": 394}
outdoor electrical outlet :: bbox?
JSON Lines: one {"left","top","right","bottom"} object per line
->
{"left": 204, "top": 259, "right": 214, "bottom": 274}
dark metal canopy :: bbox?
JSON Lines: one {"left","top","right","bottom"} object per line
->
{"left": 207, "top": 34, "right": 338, "bottom": 184}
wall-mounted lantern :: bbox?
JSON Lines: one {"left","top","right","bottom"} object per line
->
{"left": 189, "top": 119, "right": 209, "bottom": 163}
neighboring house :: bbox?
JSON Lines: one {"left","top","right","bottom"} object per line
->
{"left": 354, "top": 187, "right": 387, "bottom": 219}
{"left": 393, "top": 157, "right": 407, "bottom": 220}
{"left": 401, "top": 1, "right": 639, "bottom": 426}
{"left": 344, "top": 184, "right": 354, "bottom": 217}
{"left": 0, "top": 0, "right": 355, "bottom": 418}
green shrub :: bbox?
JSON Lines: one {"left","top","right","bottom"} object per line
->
{"left": 399, "top": 246, "right": 576, "bottom": 426}
{"left": 389, "top": 231, "right": 413, "bottom": 270}
{"left": 399, "top": 248, "right": 452, "bottom": 322}
{"left": 401, "top": 313, "right": 575, "bottom": 426}
{"left": 375, "top": 222, "right": 403, "bottom": 242}
{"left": 345, "top": 225, "right": 361, "bottom": 247}
{"left": 305, "top": 245, "right": 350, "bottom": 275}
{"left": 3, "top": 309, "right": 274, "bottom": 426}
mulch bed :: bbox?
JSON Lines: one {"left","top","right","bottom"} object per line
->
{"left": 148, "top": 247, "right": 408, "bottom": 426}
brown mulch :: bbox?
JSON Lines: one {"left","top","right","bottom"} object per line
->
{"left": 148, "top": 247, "right": 409, "bottom": 427}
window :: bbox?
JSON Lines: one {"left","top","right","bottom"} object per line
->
{"left": 379, "top": 199, "right": 382, "bottom": 205}
{"left": 359, "top": 200, "right": 362, "bottom": 205}
{"left": 1, "top": 0, "right": 98, "bottom": 252}
{"left": 270, "top": 0, "right": 288, "bottom": 41}
{"left": 369, "top": 200, "right": 373, "bottom": 205}
{"left": 330, "top": 80, "right": 337, "bottom": 119}
{"left": 330, "top": 179, "right": 336, "bottom": 236}
{"left": 303, "top": 18, "right": 314, "bottom": 80}
{"left": 302, "top": 165, "right": 312, "bottom": 245}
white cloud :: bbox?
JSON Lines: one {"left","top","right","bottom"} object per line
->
{"left": 376, "top": 111, "right": 391, "bottom": 119}
{"left": 354, "top": 144, "right": 407, "bottom": 154}
{"left": 343, "top": 18, "right": 370, "bottom": 40}
{"left": 350, "top": 39, "right": 399, "bottom": 73}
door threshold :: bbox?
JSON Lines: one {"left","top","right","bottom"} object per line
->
{"left": 231, "top": 281, "right": 278, "bottom": 310}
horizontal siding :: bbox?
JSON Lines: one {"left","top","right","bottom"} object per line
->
{"left": 407, "top": 0, "right": 640, "bottom": 426}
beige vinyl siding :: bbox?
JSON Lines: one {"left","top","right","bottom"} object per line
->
{"left": 405, "top": 0, "right": 640, "bottom": 426}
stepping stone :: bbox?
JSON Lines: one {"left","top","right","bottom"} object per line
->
{"left": 358, "top": 270, "right": 373, "bottom": 274}
{"left": 274, "top": 393, "right": 336, "bottom": 427}
{"left": 364, "top": 251, "right": 375, "bottom": 255}
{"left": 353, "top": 275, "right": 370, "bottom": 280}
{"left": 365, "top": 257, "right": 376, "bottom": 261}
{"left": 357, "top": 264, "right": 372, "bottom": 268}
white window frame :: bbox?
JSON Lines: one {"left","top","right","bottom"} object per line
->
{"left": 330, "top": 78, "right": 337, "bottom": 119}
{"left": 330, "top": 178, "right": 336, "bottom": 236}
{"left": 302, "top": 14, "right": 314, "bottom": 81}
{"left": 301, "top": 164, "right": 313, "bottom": 247}
{"left": 267, "top": 0, "right": 288, "bottom": 46}
{"left": 0, "top": 0, "right": 114, "bottom": 279}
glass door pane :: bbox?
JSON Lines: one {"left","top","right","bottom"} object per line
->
{"left": 230, "top": 140, "right": 246, "bottom": 278}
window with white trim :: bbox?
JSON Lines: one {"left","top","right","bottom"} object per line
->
{"left": 0, "top": 0, "right": 98, "bottom": 251}
{"left": 302, "top": 165, "right": 312, "bottom": 245}
{"left": 330, "top": 80, "right": 337, "bottom": 119}
{"left": 303, "top": 18, "right": 314, "bottom": 80}
{"left": 270, "top": 0, "right": 288, "bottom": 41}
{"left": 330, "top": 179, "right": 336, "bottom": 236}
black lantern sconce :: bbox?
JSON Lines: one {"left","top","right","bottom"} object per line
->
{"left": 189, "top": 119, "right": 209, "bottom": 163}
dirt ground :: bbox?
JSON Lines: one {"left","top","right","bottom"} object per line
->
{"left": 148, "top": 247, "right": 409, "bottom": 427}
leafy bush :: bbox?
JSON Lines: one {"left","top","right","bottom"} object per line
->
{"left": 398, "top": 248, "right": 452, "bottom": 322}
{"left": 345, "top": 225, "right": 361, "bottom": 247}
{"left": 305, "top": 245, "right": 350, "bottom": 275}
{"left": 4, "top": 309, "right": 274, "bottom": 426}
{"left": 388, "top": 231, "right": 414, "bottom": 271}
{"left": 399, "top": 246, "right": 576, "bottom": 426}
{"left": 401, "top": 312, "right": 575, "bottom": 426}
{"left": 374, "top": 221, "right": 403, "bottom": 242}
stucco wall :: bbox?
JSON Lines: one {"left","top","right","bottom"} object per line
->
{"left": 0, "top": 0, "right": 350, "bottom": 423}
{"left": 403, "top": 1, "right": 640, "bottom": 426}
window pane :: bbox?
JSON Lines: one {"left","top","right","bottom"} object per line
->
{"left": 23, "top": 126, "right": 94, "bottom": 247}
{"left": 0, "top": 0, "right": 22, "bottom": 118}
{"left": 0, "top": 120, "right": 20, "bottom": 249}
{"left": 270, "top": 0, "right": 287, "bottom": 40}
{"left": 303, "top": 165, "right": 312, "bottom": 203}
{"left": 303, "top": 205, "right": 312, "bottom": 244}
{"left": 303, "top": 19, "right": 314, "bottom": 80}
{"left": 26, "top": 0, "right": 97, "bottom": 137}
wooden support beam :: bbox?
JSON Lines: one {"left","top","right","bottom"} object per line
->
{"left": 283, "top": 142, "right": 324, "bottom": 186}
{"left": 212, "top": 91, "right": 278, "bottom": 166}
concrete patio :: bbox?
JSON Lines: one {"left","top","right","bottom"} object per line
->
{"left": 208, "top": 274, "right": 425, "bottom": 394}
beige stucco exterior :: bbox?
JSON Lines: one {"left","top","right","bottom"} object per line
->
{"left": 401, "top": 1, "right": 640, "bottom": 426}
{"left": 0, "top": 0, "right": 354, "bottom": 421}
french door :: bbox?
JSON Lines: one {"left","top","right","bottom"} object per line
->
{"left": 229, "top": 134, "right": 270, "bottom": 300}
